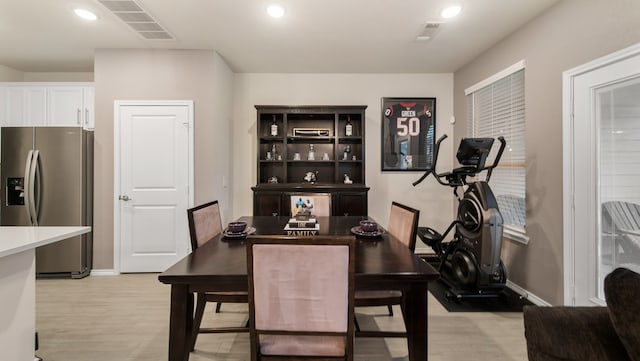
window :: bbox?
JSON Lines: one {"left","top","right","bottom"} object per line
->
{"left": 465, "top": 61, "right": 528, "bottom": 243}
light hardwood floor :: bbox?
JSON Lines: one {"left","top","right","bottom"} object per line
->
{"left": 35, "top": 274, "right": 528, "bottom": 361}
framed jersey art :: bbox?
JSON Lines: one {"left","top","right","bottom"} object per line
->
{"left": 381, "top": 97, "right": 436, "bottom": 171}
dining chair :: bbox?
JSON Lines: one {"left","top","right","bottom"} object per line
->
{"left": 186, "top": 200, "right": 249, "bottom": 351}
{"left": 354, "top": 201, "right": 420, "bottom": 337}
{"left": 289, "top": 193, "right": 332, "bottom": 217}
{"left": 246, "top": 235, "right": 356, "bottom": 361}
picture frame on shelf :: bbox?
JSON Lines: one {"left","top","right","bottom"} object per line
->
{"left": 381, "top": 97, "right": 436, "bottom": 172}
{"left": 289, "top": 194, "right": 331, "bottom": 218}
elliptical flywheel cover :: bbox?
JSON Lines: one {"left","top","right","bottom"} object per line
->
{"left": 451, "top": 250, "right": 477, "bottom": 287}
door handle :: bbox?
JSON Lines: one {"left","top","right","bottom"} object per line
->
{"left": 31, "top": 150, "right": 41, "bottom": 226}
{"left": 24, "top": 150, "right": 33, "bottom": 224}
{"left": 119, "top": 195, "right": 131, "bottom": 201}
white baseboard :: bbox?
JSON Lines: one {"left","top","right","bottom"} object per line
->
{"left": 90, "top": 269, "right": 119, "bottom": 276}
{"left": 507, "top": 280, "right": 551, "bottom": 306}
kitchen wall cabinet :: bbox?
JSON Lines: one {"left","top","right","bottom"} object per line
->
{"left": 0, "top": 83, "right": 94, "bottom": 129}
{"left": 0, "top": 85, "right": 47, "bottom": 126}
{"left": 253, "top": 105, "right": 369, "bottom": 216}
{"left": 47, "top": 86, "right": 94, "bottom": 128}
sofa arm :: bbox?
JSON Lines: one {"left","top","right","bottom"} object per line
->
{"left": 605, "top": 267, "right": 640, "bottom": 361}
{"left": 523, "top": 305, "right": 631, "bottom": 361}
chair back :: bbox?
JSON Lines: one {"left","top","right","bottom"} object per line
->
{"left": 603, "top": 201, "right": 640, "bottom": 232}
{"left": 187, "top": 200, "right": 223, "bottom": 250}
{"left": 387, "top": 201, "right": 420, "bottom": 251}
{"left": 246, "top": 236, "right": 355, "bottom": 360}
{"left": 290, "top": 193, "right": 332, "bottom": 217}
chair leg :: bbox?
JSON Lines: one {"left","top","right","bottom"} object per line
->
{"left": 216, "top": 302, "right": 222, "bottom": 313}
{"left": 387, "top": 304, "right": 394, "bottom": 316}
{"left": 190, "top": 293, "right": 207, "bottom": 351}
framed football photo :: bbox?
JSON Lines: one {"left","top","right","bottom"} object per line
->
{"left": 381, "top": 97, "right": 436, "bottom": 172}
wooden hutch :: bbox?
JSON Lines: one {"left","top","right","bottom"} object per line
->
{"left": 252, "top": 105, "right": 369, "bottom": 216}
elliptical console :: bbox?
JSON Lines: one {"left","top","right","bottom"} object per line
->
{"left": 413, "top": 134, "right": 507, "bottom": 299}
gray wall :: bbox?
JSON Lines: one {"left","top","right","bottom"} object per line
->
{"left": 0, "top": 65, "right": 23, "bottom": 81}
{"left": 92, "top": 49, "right": 233, "bottom": 270}
{"left": 0, "top": 66, "right": 94, "bottom": 82}
{"left": 453, "top": 0, "right": 640, "bottom": 305}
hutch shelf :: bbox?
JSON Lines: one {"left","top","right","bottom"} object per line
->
{"left": 252, "top": 105, "right": 369, "bottom": 216}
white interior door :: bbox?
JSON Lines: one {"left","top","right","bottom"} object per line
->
{"left": 116, "top": 101, "right": 193, "bottom": 273}
{"left": 564, "top": 43, "right": 640, "bottom": 305}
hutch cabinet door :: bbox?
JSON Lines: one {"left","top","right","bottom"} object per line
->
{"left": 253, "top": 192, "right": 282, "bottom": 216}
{"left": 336, "top": 192, "right": 368, "bottom": 216}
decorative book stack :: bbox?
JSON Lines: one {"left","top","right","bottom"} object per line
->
{"left": 284, "top": 217, "right": 320, "bottom": 236}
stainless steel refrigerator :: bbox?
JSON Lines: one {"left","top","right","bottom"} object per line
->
{"left": 1, "top": 127, "right": 93, "bottom": 278}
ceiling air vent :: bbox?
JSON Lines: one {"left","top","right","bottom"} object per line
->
{"left": 416, "top": 22, "right": 442, "bottom": 42}
{"left": 98, "top": 0, "right": 174, "bottom": 40}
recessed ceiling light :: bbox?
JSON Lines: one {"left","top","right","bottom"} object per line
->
{"left": 74, "top": 8, "right": 97, "bottom": 21}
{"left": 267, "top": 4, "right": 285, "bottom": 18}
{"left": 441, "top": 5, "right": 462, "bottom": 19}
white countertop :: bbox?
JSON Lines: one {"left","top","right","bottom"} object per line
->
{"left": 0, "top": 226, "right": 91, "bottom": 258}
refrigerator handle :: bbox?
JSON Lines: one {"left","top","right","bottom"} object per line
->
{"left": 24, "top": 150, "right": 34, "bottom": 225}
{"left": 32, "top": 150, "right": 42, "bottom": 226}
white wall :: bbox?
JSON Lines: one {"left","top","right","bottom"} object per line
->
{"left": 232, "top": 73, "right": 454, "bottom": 253}
{"left": 0, "top": 68, "right": 93, "bottom": 82}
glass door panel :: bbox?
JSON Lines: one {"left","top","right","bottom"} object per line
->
{"left": 597, "top": 77, "right": 640, "bottom": 301}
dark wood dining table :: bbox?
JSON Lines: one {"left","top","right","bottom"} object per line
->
{"left": 158, "top": 216, "right": 439, "bottom": 361}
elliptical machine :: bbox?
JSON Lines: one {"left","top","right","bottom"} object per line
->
{"left": 413, "top": 134, "right": 507, "bottom": 300}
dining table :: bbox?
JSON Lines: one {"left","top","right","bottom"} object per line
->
{"left": 158, "top": 216, "right": 439, "bottom": 361}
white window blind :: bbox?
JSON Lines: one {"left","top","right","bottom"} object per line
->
{"left": 466, "top": 64, "right": 527, "bottom": 242}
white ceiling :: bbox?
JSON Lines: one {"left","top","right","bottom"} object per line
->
{"left": 0, "top": 0, "right": 560, "bottom": 74}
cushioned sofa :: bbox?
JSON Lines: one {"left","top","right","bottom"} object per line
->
{"left": 523, "top": 267, "right": 640, "bottom": 361}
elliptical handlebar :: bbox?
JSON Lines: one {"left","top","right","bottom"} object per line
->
{"left": 412, "top": 134, "right": 507, "bottom": 187}
{"left": 484, "top": 136, "right": 506, "bottom": 183}
{"left": 412, "top": 134, "right": 448, "bottom": 187}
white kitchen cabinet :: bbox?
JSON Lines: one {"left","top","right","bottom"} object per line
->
{"left": 0, "top": 85, "right": 47, "bottom": 126}
{"left": 0, "top": 83, "right": 94, "bottom": 128}
{"left": 25, "top": 87, "right": 48, "bottom": 126}
{"left": 47, "top": 86, "right": 83, "bottom": 126}
{"left": 47, "top": 85, "right": 94, "bottom": 128}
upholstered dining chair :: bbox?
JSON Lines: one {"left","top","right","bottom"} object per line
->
{"left": 246, "top": 235, "right": 356, "bottom": 361}
{"left": 289, "top": 193, "right": 332, "bottom": 217}
{"left": 354, "top": 201, "right": 420, "bottom": 337}
{"left": 186, "top": 200, "right": 249, "bottom": 351}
